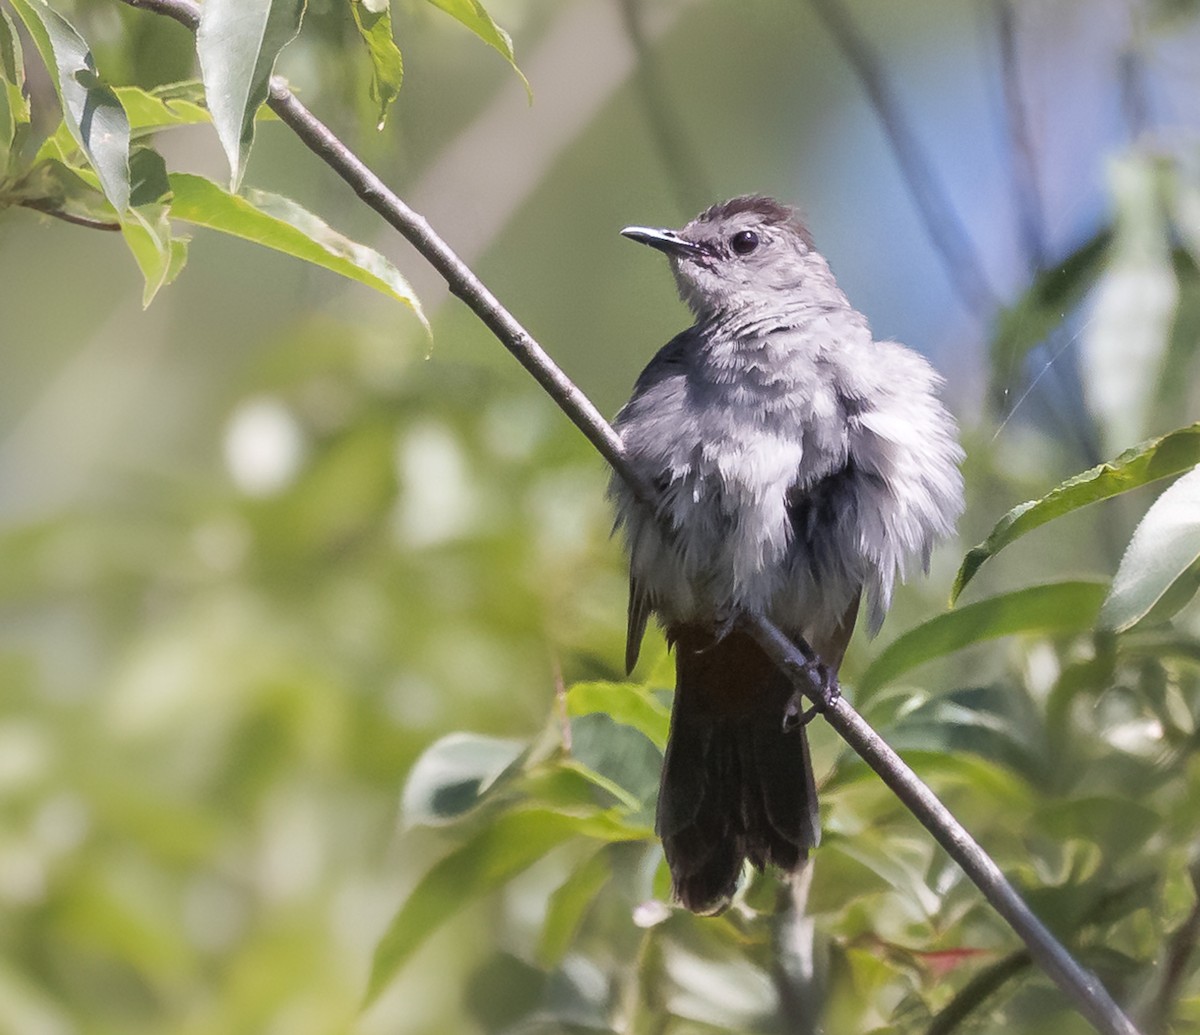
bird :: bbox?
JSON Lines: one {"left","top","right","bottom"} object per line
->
{"left": 608, "top": 195, "right": 964, "bottom": 914}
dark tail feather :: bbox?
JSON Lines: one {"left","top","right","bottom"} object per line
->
{"left": 657, "top": 626, "right": 821, "bottom": 914}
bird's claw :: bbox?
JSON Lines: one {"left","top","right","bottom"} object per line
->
{"left": 782, "top": 658, "right": 840, "bottom": 732}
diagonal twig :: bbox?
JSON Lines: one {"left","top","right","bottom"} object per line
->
{"left": 112, "top": 3, "right": 1141, "bottom": 1032}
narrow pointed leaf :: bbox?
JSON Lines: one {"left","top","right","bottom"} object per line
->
{"left": 1100, "top": 465, "right": 1200, "bottom": 632}
{"left": 860, "top": 581, "right": 1108, "bottom": 696}
{"left": 952, "top": 422, "right": 1200, "bottom": 601}
{"left": 0, "top": 7, "right": 30, "bottom": 173}
{"left": 122, "top": 203, "right": 188, "bottom": 306}
{"left": 0, "top": 10, "right": 22, "bottom": 89}
{"left": 425, "top": 0, "right": 529, "bottom": 97}
{"left": 348, "top": 0, "right": 403, "bottom": 128}
{"left": 196, "top": 0, "right": 306, "bottom": 189}
{"left": 7, "top": 0, "right": 130, "bottom": 211}
{"left": 166, "top": 173, "right": 426, "bottom": 323}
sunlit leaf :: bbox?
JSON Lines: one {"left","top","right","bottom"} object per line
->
{"left": 952, "top": 422, "right": 1200, "bottom": 601}
{"left": 566, "top": 680, "right": 670, "bottom": 751}
{"left": 118, "top": 146, "right": 188, "bottom": 306}
{"left": 536, "top": 846, "right": 612, "bottom": 968}
{"left": 860, "top": 581, "right": 1108, "bottom": 696}
{"left": 166, "top": 173, "right": 427, "bottom": 323}
{"left": 1081, "top": 153, "right": 1177, "bottom": 452}
{"left": 196, "top": 0, "right": 306, "bottom": 189}
{"left": 7, "top": 0, "right": 130, "bottom": 211}
{"left": 117, "top": 81, "right": 211, "bottom": 134}
{"left": 1100, "top": 465, "right": 1200, "bottom": 632}
{"left": 401, "top": 731, "right": 524, "bottom": 826}
{"left": 660, "top": 943, "right": 777, "bottom": 1031}
{"left": 348, "top": 0, "right": 403, "bottom": 128}
{"left": 367, "top": 807, "right": 635, "bottom": 1002}
{"left": 424, "top": 0, "right": 530, "bottom": 97}
{"left": 121, "top": 203, "right": 187, "bottom": 306}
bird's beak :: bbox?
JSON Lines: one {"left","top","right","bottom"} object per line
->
{"left": 620, "top": 225, "right": 701, "bottom": 256}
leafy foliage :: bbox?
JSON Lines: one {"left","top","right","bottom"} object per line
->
{"left": 2, "top": 1, "right": 1200, "bottom": 1034}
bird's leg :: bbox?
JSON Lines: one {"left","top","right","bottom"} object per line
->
{"left": 698, "top": 607, "right": 741, "bottom": 652}
{"left": 782, "top": 652, "right": 840, "bottom": 733}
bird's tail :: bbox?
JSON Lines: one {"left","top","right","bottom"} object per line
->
{"left": 657, "top": 626, "right": 821, "bottom": 915}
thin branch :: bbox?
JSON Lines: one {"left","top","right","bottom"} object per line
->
{"left": 113, "top": 3, "right": 1142, "bottom": 1033}
{"left": 994, "top": 0, "right": 1047, "bottom": 271}
{"left": 617, "top": 0, "right": 713, "bottom": 216}
{"left": 18, "top": 198, "right": 122, "bottom": 230}
{"left": 807, "top": 0, "right": 997, "bottom": 317}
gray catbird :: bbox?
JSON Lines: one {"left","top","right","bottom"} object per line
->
{"left": 609, "top": 196, "right": 964, "bottom": 914}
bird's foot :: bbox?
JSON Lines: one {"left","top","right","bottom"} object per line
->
{"left": 782, "top": 658, "right": 840, "bottom": 732}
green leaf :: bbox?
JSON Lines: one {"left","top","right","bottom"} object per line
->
{"left": 536, "top": 846, "right": 612, "bottom": 968}
{"left": 566, "top": 680, "right": 670, "bottom": 751}
{"left": 121, "top": 204, "right": 186, "bottom": 306}
{"left": 989, "top": 231, "right": 1109, "bottom": 414}
{"left": 366, "top": 807, "right": 632, "bottom": 1003}
{"left": 859, "top": 581, "right": 1108, "bottom": 696}
{"left": 117, "top": 82, "right": 211, "bottom": 134}
{"left": 196, "top": 0, "right": 307, "bottom": 190}
{"left": 952, "top": 421, "right": 1200, "bottom": 602}
{"left": 0, "top": 6, "right": 30, "bottom": 174}
{"left": 166, "top": 173, "right": 427, "bottom": 323}
{"left": 424, "top": 0, "right": 530, "bottom": 98}
{"left": 7, "top": 0, "right": 130, "bottom": 211}
{"left": 348, "top": 0, "right": 403, "bottom": 129}
{"left": 401, "top": 731, "right": 525, "bottom": 826}
{"left": 1100, "top": 465, "right": 1200, "bottom": 632}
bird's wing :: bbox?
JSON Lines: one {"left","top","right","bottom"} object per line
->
{"left": 625, "top": 572, "right": 651, "bottom": 675}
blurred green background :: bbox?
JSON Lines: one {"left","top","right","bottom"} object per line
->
{"left": 3, "top": 0, "right": 1200, "bottom": 1032}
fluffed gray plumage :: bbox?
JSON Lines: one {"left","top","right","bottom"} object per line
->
{"left": 609, "top": 196, "right": 964, "bottom": 914}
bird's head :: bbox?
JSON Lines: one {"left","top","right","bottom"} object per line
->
{"left": 622, "top": 195, "right": 841, "bottom": 321}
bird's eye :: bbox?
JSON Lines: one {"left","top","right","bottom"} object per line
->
{"left": 731, "top": 230, "right": 759, "bottom": 255}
